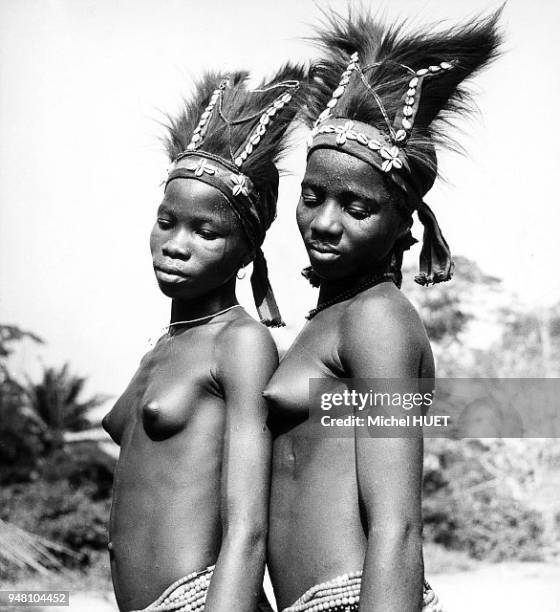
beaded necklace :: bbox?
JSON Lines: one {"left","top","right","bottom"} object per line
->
{"left": 165, "top": 304, "right": 243, "bottom": 332}
{"left": 306, "top": 272, "right": 396, "bottom": 320}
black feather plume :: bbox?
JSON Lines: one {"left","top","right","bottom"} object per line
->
{"left": 305, "top": 7, "right": 503, "bottom": 193}
{"left": 163, "top": 64, "right": 307, "bottom": 227}
{"left": 163, "top": 71, "right": 246, "bottom": 161}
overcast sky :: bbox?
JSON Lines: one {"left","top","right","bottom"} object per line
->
{"left": 1, "top": 0, "right": 559, "bottom": 399}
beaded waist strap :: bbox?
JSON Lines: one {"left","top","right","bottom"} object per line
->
{"left": 131, "top": 565, "right": 215, "bottom": 612}
{"left": 281, "top": 571, "right": 444, "bottom": 612}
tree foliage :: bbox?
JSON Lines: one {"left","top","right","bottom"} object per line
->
{"left": 25, "top": 364, "right": 109, "bottom": 452}
{"left": 402, "top": 259, "right": 560, "bottom": 560}
{"left": 0, "top": 323, "right": 114, "bottom": 576}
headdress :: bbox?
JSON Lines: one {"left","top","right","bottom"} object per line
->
{"left": 304, "top": 9, "right": 502, "bottom": 285}
{"left": 163, "top": 66, "right": 305, "bottom": 326}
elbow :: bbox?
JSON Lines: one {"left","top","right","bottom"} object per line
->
{"left": 368, "top": 520, "right": 424, "bottom": 576}
{"left": 223, "top": 520, "right": 267, "bottom": 554}
{"left": 247, "top": 525, "right": 267, "bottom": 553}
{"left": 369, "top": 519, "right": 423, "bottom": 554}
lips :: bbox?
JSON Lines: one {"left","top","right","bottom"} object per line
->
{"left": 307, "top": 241, "right": 341, "bottom": 259}
{"left": 154, "top": 264, "right": 190, "bottom": 283}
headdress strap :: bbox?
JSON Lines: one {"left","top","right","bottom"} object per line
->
{"left": 251, "top": 248, "right": 284, "bottom": 327}
{"left": 415, "top": 201, "right": 454, "bottom": 285}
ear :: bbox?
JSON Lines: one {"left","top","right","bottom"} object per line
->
{"left": 240, "top": 247, "right": 256, "bottom": 269}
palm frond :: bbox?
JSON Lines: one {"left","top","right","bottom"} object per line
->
{"left": 0, "top": 520, "right": 70, "bottom": 575}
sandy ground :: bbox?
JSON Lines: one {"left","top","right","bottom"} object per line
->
{"left": 430, "top": 562, "right": 560, "bottom": 612}
{"left": 30, "top": 562, "right": 559, "bottom": 612}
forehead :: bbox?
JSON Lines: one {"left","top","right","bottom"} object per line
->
{"left": 304, "top": 148, "right": 392, "bottom": 200}
{"left": 162, "top": 177, "right": 234, "bottom": 220}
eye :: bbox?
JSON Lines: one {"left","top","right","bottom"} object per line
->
{"left": 343, "top": 200, "right": 374, "bottom": 220}
{"left": 300, "top": 188, "right": 320, "bottom": 206}
{"left": 197, "top": 228, "right": 221, "bottom": 240}
{"left": 157, "top": 216, "right": 173, "bottom": 229}
{"left": 345, "top": 206, "right": 372, "bottom": 221}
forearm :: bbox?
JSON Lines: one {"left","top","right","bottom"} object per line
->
{"left": 359, "top": 523, "right": 424, "bottom": 612}
{"left": 204, "top": 527, "right": 267, "bottom": 612}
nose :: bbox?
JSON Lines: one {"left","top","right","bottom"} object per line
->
{"left": 310, "top": 200, "right": 342, "bottom": 239}
{"left": 161, "top": 228, "right": 192, "bottom": 261}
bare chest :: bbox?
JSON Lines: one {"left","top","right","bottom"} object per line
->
{"left": 264, "top": 313, "right": 345, "bottom": 429}
{"left": 103, "top": 333, "right": 221, "bottom": 444}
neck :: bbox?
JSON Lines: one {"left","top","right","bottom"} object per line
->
{"left": 317, "top": 261, "right": 391, "bottom": 306}
{"left": 170, "top": 278, "right": 239, "bottom": 324}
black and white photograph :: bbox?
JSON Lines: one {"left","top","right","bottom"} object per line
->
{"left": 1, "top": 1, "right": 559, "bottom": 611}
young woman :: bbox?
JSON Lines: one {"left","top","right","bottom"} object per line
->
{"left": 265, "top": 10, "right": 501, "bottom": 612}
{"left": 102, "top": 67, "right": 303, "bottom": 612}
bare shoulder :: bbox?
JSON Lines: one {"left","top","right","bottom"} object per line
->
{"left": 221, "top": 312, "right": 277, "bottom": 354}
{"left": 340, "top": 282, "right": 432, "bottom": 377}
{"left": 343, "top": 282, "right": 427, "bottom": 340}
{"left": 216, "top": 311, "right": 278, "bottom": 376}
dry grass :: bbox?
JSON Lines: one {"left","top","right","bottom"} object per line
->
{"left": 0, "top": 519, "right": 72, "bottom": 576}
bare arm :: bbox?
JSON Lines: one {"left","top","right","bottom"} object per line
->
{"left": 340, "top": 293, "right": 426, "bottom": 612}
{"left": 204, "top": 320, "right": 278, "bottom": 612}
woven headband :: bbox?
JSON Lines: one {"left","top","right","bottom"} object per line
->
{"left": 166, "top": 151, "right": 265, "bottom": 247}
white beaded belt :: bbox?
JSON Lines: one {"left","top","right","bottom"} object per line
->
{"left": 281, "top": 571, "right": 444, "bottom": 612}
{"left": 131, "top": 565, "right": 215, "bottom": 612}
{"left": 281, "top": 572, "right": 362, "bottom": 612}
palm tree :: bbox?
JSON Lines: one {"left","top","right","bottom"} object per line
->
{"left": 0, "top": 327, "right": 86, "bottom": 576}
{"left": 26, "top": 364, "right": 109, "bottom": 451}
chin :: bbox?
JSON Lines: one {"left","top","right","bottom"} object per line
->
{"left": 307, "top": 262, "right": 349, "bottom": 282}
{"left": 310, "top": 259, "right": 382, "bottom": 284}
{"left": 155, "top": 281, "right": 197, "bottom": 300}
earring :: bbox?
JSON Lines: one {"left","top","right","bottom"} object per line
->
{"left": 236, "top": 267, "right": 246, "bottom": 280}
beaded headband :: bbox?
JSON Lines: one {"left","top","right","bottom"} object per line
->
{"left": 166, "top": 151, "right": 264, "bottom": 247}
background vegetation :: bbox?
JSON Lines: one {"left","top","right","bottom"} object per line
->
{"left": 0, "top": 325, "right": 114, "bottom": 583}
{"left": 0, "top": 256, "right": 559, "bottom": 587}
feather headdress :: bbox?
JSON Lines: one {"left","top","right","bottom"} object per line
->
{"left": 163, "top": 64, "right": 306, "bottom": 326}
{"left": 305, "top": 8, "right": 502, "bottom": 285}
